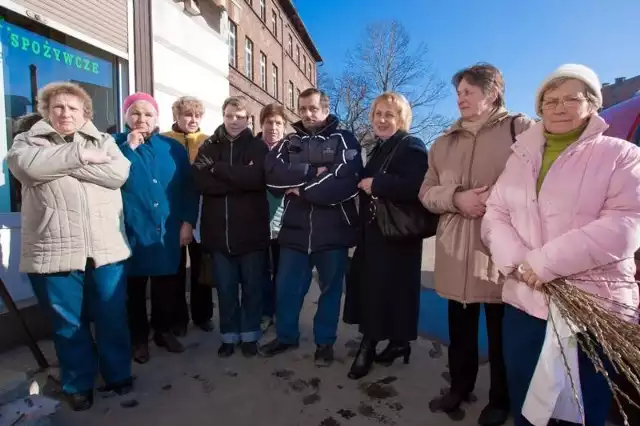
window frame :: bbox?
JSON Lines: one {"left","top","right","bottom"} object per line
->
{"left": 245, "top": 37, "right": 254, "bottom": 80}
{"left": 228, "top": 19, "right": 237, "bottom": 67}
{"left": 259, "top": 52, "right": 267, "bottom": 90}
{"left": 272, "top": 64, "right": 279, "bottom": 99}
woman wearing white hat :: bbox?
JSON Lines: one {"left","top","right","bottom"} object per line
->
{"left": 481, "top": 64, "right": 640, "bottom": 425}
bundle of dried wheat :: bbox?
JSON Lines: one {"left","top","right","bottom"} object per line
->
{"left": 542, "top": 279, "right": 640, "bottom": 426}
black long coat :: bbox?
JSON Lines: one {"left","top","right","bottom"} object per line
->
{"left": 343, "top": 130, "right": 430, "bottom": 342}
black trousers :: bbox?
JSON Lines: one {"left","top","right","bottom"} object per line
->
{"left": 173, "top": 242, "right": 213, "bottom": 327}
{"left": 127, "top": 275, "right": 177, "bottom": 344}
{"left": 448, "top": 300, "right": 509, "bottom": 410}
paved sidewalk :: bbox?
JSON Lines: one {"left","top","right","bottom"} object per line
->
{"left": 0, "top": 282, "right": 506, "bottom": 426}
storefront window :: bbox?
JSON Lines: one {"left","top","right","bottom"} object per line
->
{"left": 0, "top": 10, "right": 127, "bottom": 212}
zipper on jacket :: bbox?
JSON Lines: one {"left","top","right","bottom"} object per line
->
{"left": 462, "top": 134, "right": 480, "bottom": 308}
{"left": 78, "top": 185, "right": 92, "bottom": 258}
{"left": 225, "top": 142, "right": 233, "bottom": 253}
{"left": 307, "top": 205, "right": 314, "bottom": 254}
{"left": 340, "top": 203, "right": 351, "bottom": 226}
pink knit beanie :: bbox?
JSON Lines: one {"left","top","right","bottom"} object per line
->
{"left": 123, "top": 92, "right": 159, "bottom": 115}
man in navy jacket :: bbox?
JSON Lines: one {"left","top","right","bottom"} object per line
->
{"left": 260, "top": 88, "right": 362, "bottom": 366}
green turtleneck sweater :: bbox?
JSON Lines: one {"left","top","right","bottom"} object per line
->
{"left": 537, "top": 123, "right": 587, "bottom": 192}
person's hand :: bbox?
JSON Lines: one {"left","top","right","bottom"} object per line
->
{"left": 127, "top": 130, "right": 145, "bottom": 151}
{"left": 516, "top": 262, "right": 544, "bottom": 290}
{"left": 316, "top": 166, "right": 328, "bottom": 176}
{"left": 478, "top": 187, "right": 491, "bottom": 204}
{"left": 81, "top": 148, "right": 112, "bottom": 165}
{"left": 249, "top": 160, "right": 254, "bottom": 166}
{"left": 358, "top": 178, "right": 374, "bottom": 195}
{"left": 285, "top": 188, "right": 300, "bottom": 196}
{"left": 453, "top": 186, "right": 489, "bottom": 218}
{"left": 179, "top": 222, "right": 193, "bottom": 247}
{"left": 194, "top": 155, "right": 214, "bottom": 171}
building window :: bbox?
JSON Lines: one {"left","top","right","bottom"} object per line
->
{"left": 272, "top": 64, "right": 279, "bottom": 99}
{"left": 260, "top": 52, "right": 267, "bottom": 90}
{"left": 228, "top": 20, "right": 237, "bottom": 67}
{"left": 245, "top": 37, "right": 254, "bottom": 80}
{"left": 288, "top": 81, "right": 294, "bottom": 109}
{"left": 296, "top": 88, "right": 301, "bottom": 109}
{"left": 296, "top": 45, "right": 300, "bottom": 65}
{"left": 288, "top": 34, "right": 293, "bottom": 56}
{"left": 303, "top": 56, "right": 307, "bottom": 75}
{"left": 248, "top": 116, "right": 255, "bottom": 132}
{"left": 260, "top": 0, "right": 266, "bottom": 21}
{"left": 0, "top": 13, "right": 126, "bottom": 212}
{"left": 271, "top": 10, "right": 277, "bottom": 35}
{"left": 308, "top": 63, "right": 312, "bottom": 79}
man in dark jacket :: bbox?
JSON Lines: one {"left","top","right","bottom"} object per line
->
{"left": 193, "top": 96, "right": 270, "bottom": 358}
{"left": 260, "top": 88, "right": 362, "bottom": 366}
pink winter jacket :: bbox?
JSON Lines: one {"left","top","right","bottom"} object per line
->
{"left": 481, "top": 115, "right": 640, "bottom": 320}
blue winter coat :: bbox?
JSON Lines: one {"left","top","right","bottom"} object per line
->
{"left": 264, "top": 115, "right": 362, "bottom": 253}
{"left": 114, "top": 131, "right": 199, "bottom": 276}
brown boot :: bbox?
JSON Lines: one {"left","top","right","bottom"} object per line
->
{"left": 132, "top": 343, "right": 150, "bottom": 364}
{"left": 154, "top": 332, "right": 185, "bottom": 353}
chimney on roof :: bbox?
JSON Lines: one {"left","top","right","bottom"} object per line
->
{"left": 615, "top": 77, "right": 626, "bottom": 84}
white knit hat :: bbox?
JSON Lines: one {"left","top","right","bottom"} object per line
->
{"left": 535, "top": 64, "right": 602, "bottom": 114}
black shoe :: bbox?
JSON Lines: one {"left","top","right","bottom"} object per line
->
{"left": 132, "top": 343, "right": 150, "bottom": 364}
{"left": 428, "top": 390, "right": 470, "bottom": 413}
{"left": 374, "top": 341, "right": 411, "bottom": 366}
{"left": 195, "top": 320, "right": 215, "bottom": 332}
{"left": 241, "top": 342, "right": 259, "bottom": 358}
{"left": 218, "top": 343, "right": 236, "bottom": 358}
{"left": 154, "top": 332, "right": 185, "bottom": 353}
{"left": 66, "top": 390, "right": 94, "bottom": 411}
{"left": 478, "top": 404, "right": 509, "bottom": 426}
{"left": 97, "top": 378, "right": 134, "bottom": 396}
{"left": 172, "top": 325, "right": 188, "bottom": 337}
{"left": 314, "top": 344, "right": 334, "bottom": 367}
{"left": 259, "top": 338, "right": 299, "bottom": 358}
{"left": 348, "top": 338, "right": 377, "bottom": 380}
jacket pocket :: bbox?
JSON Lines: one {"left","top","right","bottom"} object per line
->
{"left": 339, "top": 201, "right": 358, "bottom": 227}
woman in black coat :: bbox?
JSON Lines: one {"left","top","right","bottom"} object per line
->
{"left": 344, "top": 92, "right": 435, "bottom": 380}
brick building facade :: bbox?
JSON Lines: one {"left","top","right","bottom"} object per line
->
{"left": 226, "top": 0, "right": 322, "bottom": 132}
{"left": 602, "top": 75, "right": 640, "bottom": 109}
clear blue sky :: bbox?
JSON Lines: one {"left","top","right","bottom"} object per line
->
{"left": 294, "top": 0, "right": 639, "bottom": 120}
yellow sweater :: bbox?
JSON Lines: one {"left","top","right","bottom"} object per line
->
{"left": 163, "top": 127, "right": 209, "bottom": 163}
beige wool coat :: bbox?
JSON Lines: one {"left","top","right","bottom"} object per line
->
{"left": 419, "top": 110, "right": 535, "bottom": 304}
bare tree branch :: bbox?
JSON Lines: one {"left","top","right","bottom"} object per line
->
{"left": 324, "top": 20, "right": 452, "bottom": 145}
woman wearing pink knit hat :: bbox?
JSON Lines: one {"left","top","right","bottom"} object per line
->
{"left": 113, "top": 92, "right": 199, "bottom": 363}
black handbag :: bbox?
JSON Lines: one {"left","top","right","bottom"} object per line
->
{"left": 371, "top": 137, "right": 438, "bottom": 240}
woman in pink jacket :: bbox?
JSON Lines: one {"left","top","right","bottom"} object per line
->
{"left": 482, "top": 64, "right": 640, "bottom": 426}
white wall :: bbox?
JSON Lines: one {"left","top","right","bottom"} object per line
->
{"left": 152, "top": 0, "right": 229, "bottom": 134}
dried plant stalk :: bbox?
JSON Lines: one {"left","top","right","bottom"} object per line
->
{"left": 542, "top": 279, "right": 640, "bottom": 426}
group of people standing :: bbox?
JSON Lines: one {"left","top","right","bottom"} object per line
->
{"left": 7, "top": 60, "right": 640, "bottom": 426}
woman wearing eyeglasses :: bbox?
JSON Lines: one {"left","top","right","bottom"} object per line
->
{"left": 481, "top": 64, "right": 640, "bottom": 426}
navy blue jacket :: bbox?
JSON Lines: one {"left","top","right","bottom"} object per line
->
{"left": 264, "top": 115, "right": 362, "bottom": 253}
{"left": 114, "top": 131, "right": 199, "bottom": 277}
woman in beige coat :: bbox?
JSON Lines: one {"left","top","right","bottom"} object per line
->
{"left": 7, "top": 82, "right": 132, "bottom": 411}
{"left": 419, "top": 64, "right": 534, "bottom": 426}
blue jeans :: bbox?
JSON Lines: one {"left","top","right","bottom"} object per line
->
{"left": 275, "top": 247, "right": 348, "bottom": 346}
{"left": 29, "top": 260, "right": 131, "bottom": 394}
{"left": 212, "top": 250, "right": 268, "bottom": 343}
